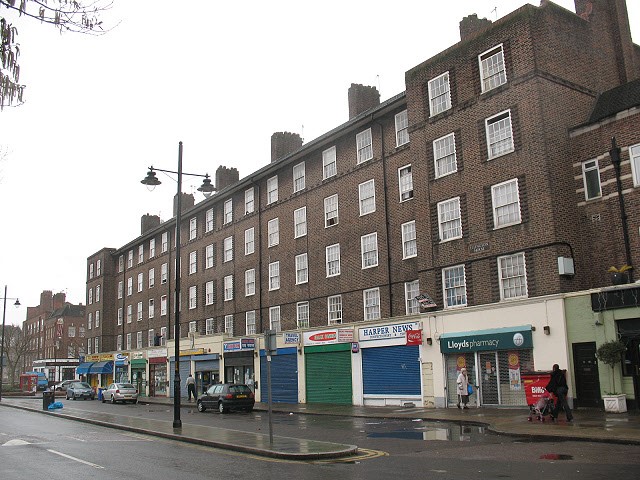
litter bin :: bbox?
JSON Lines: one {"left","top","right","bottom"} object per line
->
{"left": 43, "top": 391, "right": 55, "bottom": 410}
{"left": 97, "top": 387, "right": 104, "bottom": 402}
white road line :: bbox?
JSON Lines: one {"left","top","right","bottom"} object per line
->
{"left": 47, "top": 449, "right": 105, "bottom": 469}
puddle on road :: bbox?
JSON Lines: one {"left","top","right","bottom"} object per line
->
{"left": 367, "top": 424, "right": 487, "bottom": 442}
{"left": 540, "top": 453, "right": 573, "bottom": 460}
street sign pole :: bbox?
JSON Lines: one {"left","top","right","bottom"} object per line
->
{"left": 264, "top": 330, "right": 277, "bottom": 445}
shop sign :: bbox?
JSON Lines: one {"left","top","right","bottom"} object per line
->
{"left": 304, "top": 328, "right": 353, "bottom": 346}
{"left": 284, "top": 332, "right": 300, "bottom": 344}
{"left": 359, "top": 321, "right": 420, "bottom": 342}
{"left": 406, "top": 330, "right": 422, "bottom": 345}
{"left": 223, "top": 338, "right": 256, "bottom": 352}
{"left": 440, "top": 327, "right": 532, "bottom": 353}
{"left": 179, "top": 348, "right": 205, "bottom": 356}
{"left": 85, "top": 353, "right": 114, "bottom": 362}
{"left": 147, "top": 348, "right": 167, "bottom": 358}
{"left": 115, "top": 353, "right": 129, "bottom": 365}
{"left": 131, "top": 352, "right": 144, "bottom": 360}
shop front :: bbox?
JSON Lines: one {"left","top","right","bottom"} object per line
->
{"left": 148, "top": 348, "right": 168, "bottom": 397}
{"left": 304, "top": 328, "right": 354, "bottom": 405}
{"left": 194, "top": 353, "right": 220, "bottom": 395}
{"left": 440, "top": 326, "right": 534, "bottom": 407}
{"left": 114, "top": 352, "right": 130, "bottom": 383}
{"left": 131, "top": 356, "right": 147, "bottom": 395}
{"left": 223, "top": 338, "right": 255, "bottom": 387}
{"left": 76, "top": 361, "right": 93, "bottom": 383}
{"left": 356, "top": 321, "right": 422, "bottom": 407}
{"left": 87, "top": 360, "right": 114, "bottom": 388}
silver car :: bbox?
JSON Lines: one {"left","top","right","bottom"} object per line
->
{"left": 66, "top": 382, "right": 95, "bottom": 400}
{"left": 102, "top": 383, "right": 138, "bottom": 404}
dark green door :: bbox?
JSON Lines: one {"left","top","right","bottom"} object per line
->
{"left": 305, "top": 349, "right": 352, "bottom": 404}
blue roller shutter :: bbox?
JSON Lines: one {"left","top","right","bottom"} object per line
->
{"left": 259, "top": 348, "right": 298, "bottom": 403}
{"left": 362, "top": 345, "right": 420, "bottom": 395}
{"left": 169, "top": 358, "right": 192, "bottom": 398}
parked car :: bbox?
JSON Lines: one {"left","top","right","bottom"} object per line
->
{"left": 54, "top": 379, "right": 77, "bottom": 392}
{"left": 66, "top": 382, "right": 95, "bottom": 400}
{"left": 102, "top": 383, "right": 138, "bottom": 404}
{"left": 197, "top": 383, "right": 254, "bottom": 413}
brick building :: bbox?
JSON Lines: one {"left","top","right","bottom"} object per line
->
{"left": 85, "top": 0, "right": 640, "bottom": 407}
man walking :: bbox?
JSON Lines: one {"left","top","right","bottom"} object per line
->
{"left": 186, "top": 374, "right": 197, "bottom": 402}
{"left": 546, "top": 364, "right": 573, "bottom": 422}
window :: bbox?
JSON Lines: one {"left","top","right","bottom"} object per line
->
{"left": 162, "top": 232, "right": 168, "bottom": 252}
{"left": 88, "top": 288, "right": 93, "bottom": 305}
{"left": 148, "top": 329, "right": 155, "bottom": 347}
{"left": 204, "top": 244, "right": 214, "bottom": 269}
{"left": 127, "top": 304, "right": 132, "bottom": 323}
{"left": 95, "top": 285, "right": 100, "bottom": 302}
{"left": 223, "top": 199, "right": 233, "bottom": 224}
{"left": 137, "top": 302, "right": 143, "bottom": 321}
{"left": 127, "top": 277, "right": 133, "bottom": 296}
{"left": 137, "top": 273, "right": 144, "bottom": 292}
{"left": 323, "top": 146, "right": 337, "bottom": 179}
{"left": 128, "top": 250, "right": 133, "bottom": 268}
{"left": 118, "top": 255, "right": 124, "bottom": 273}
{"left": 149, "top": 298, "right": 155, "bottom": 318}
{"left": 293, "top": 162, "right": 306, "bottom": 192}
{"left": 117, "top": 334, "right": 122, "bottom": 351}
{"left": 224, "top": 315, "right": 234, "bottom": 336}
{"left": 395, "top": 110, "right": 409, "bottom": 146}
{"left": 402, "top": 221, "right": 417, "bottom": 258}
{"left": 269, "top": 261, "right": 280, "bottom": 291}
{"left": 224, "top": 275, "right": 233, "bottom": 301}
{"left": 363, "top": 288, "right": 381, "bottom": 320}
{"left": 96, "top": 259, "right": 101, "bottom": 275}
{"left": 149, "top": 268, "right": 155, "bottom": 288}
{"left": 88, "top": 312, "right": 92, "bottom": 330}
{"left": 326, "top": 244, "right": 341, "bottom": 277}
{"left": 118, "top": 308, "right": 123, "bottom": 326}
{"left": 582, "top": 160, "right": 602, "bottom": 200}
{"left": 206, "top": 318, "right": 215, "bottom": 335}
{"left": 138, "top": 245, "right": 144, "bottom": 264}
{"left": 438, "top": 197, "right": 462, "bottom": 241}
{"left": 189, "top": 217, "right": 197, "bottom": 240}
{"left": 160, "top": 327, "right": 167, "bottom": 346}
{"left": 328, "top": 295, "right": 342, "bottom": 325}
{"left": 405, "top": 280, "right": 420, "bottom": 315}
{"left": 188, "top": 321, "right": 197, "bottom": 334}
{"left": 498, "top": 252, "right": 528, "bottom": 300}
{"left": 87, "top": 338, "right": 92, "bottom": 355}
{"left": 359, "top": 180, "right": 376, "bottom": 215}
{"left": 126, "top": 333, "right": 132, "bottom": 350}
{"left": 206, "top": 280, "right": 215, "bottom": 304}
{"left": 479, "top": 44, "right": 507, "bottom": 93}
{"left": 223, "top": 236, "right": 233, "bottom": 262}
{"left": 428, "top": 71, "right": 451, "bottom": 116}
{"left": 95, "top": 336, "right": 99, "bottom": 353}
{"left": 137, "top": 331, "right": 143, "bottom": 349}
{"left": 269, "top": 306, "right": 281, "bottom": 332}
{"left": 267, "top": 176, "right": 278, "bottom": 204}
{"left": 68, "top": 326, "right": 76, "bottom": 338}
{"left": 632, "top": 144, "right": 640, "bottom": 186}
{"left": 361, "top": 233, "right": 379, "bottom": 268}
{"left": 245, "top": 269, "right": 256, "bottom": 296}
{"left": 244, "top": 228, "right": 255, "bottom": 255}
{"left": 161, "top": 295, "right": 167, "bottom": 316}
{"left": 492, "top": 178, "right": 521, "bottom": 228}
{"left": 295, "top": 253, "right": 308, "bottom": 284}
{"left": 206, "top": 208, "right": 214, "bottom": 232}
{"left": 149, "top": 238, "right": 155, "bottom": 258}
{"left": 297, "top": 302, "right": 309, "bottom": 329}
{"left": 324, "top": 194, "right": 339, "bottom": 227}
{"left": 246, "top": 311, "right": 256, "bottom": 335}
{"left": 398, "top": 165, "right": 413, "bottom": 201}
{"left": 118, "top": 281, "right": 123, "bottom": 299}
{"left": 182, "top": 287, "right": 194, "bottom": 311}
{"left": 268, "top": 218, "right": 279, "bottom": 247}
{"left": 434, "top": 132, "right": 457, "bottom": 178}
{"left": 188, "top": 251, "right": 197, "bottom": 274}
{"left": 161, "top": 263, "right": 168, "bottom": 284}
{"left": 443, "top": 265, "right": 467, "bottom": 307}
{"left": 294, "top": 207, "right": 307, "bottom": 238}
{"left": 89, "top": 263, "right": 94, "bottom": 279}
{"left": 245, "top": 188, "right": 254, "bottom": 214}
{"left": 486, "top": 110, "right": 514, "bottom": 159}
{"left": 356, "top": 128, "right": 373, "bottom": 163}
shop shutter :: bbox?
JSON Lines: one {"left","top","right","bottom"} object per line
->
{"left": 305, "top": 350, "right": 352, "bottom": 404}
{"left": 260, "top": 351, "right": 298, "bottom": 403}
{"left": 195, "top": 360, "right": 219, "bottom": 372}
{"left": 362, "top": 345, "right": 420, "bottom": 395}
{"left": 169, "top": 359, "right": 192, "bottom": 398}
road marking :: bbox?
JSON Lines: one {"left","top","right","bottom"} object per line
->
{"left": 3, "top": 439, "right": 31, "bottom": 446}
{"left": 47, "top": 449, "right": 105, "bottom": 469}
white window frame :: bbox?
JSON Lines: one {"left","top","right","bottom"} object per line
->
{"left": 161, "top": 295, "right": 167, "bottom": 316}
{"left": 149, "top": 238, "right": 155, "bottom": 258}
{"left": 361, "top": 233, "right": 379, "bottom": 269}
{"left": 94, "top": 311, "right": 99, "bottom": 328}
{"left": 160, "top": 327, "right": 167, "bottom": 346}
{"left": 137, "top": 272, "right": 144, "bottom": 292}
{"left": 126, "top": 333, "right": 132, "bottom": 351}
{"left": 434, "top": 132, "right": 457, "bottom": 178}
{"left": 267, "top": 176, "right": 278, "bottom": 205}
{"left": 206, "top": 280, "right": 214, "bottom": 305}
{"left": 443, "top": 265, "right": 468, "bottom": 308}
{"left": 88, "top": 288, "right": 93, "bottom": 305}
{"left": 324, "top": 194, "right": 339, "bottom": 227}
{"left": 358, "top": 179, "right": 376, "bottom": 216}
{"left": 206, "top": 244, "right": 214, "bottom": 268}
{"left": 395, "top": 110, "right": 409, "bottom": 147}
{"left": 269, "top": 261, "right": 280, "bottom": 291}
{"left": 223, "top": 199, "right": 233, "bottom": 225}
{"left": 428, "top": 71, "right": 451, "bottom": 116}
{"left": 206, "top": 318, "right": 215, "bottom": 335}
{"left": 161, "top": 232, "right": 168, "bottom": 253}
{"left": 206, "top": 208, "right": 214, "bottom": 232}
{"left": 118, "top": 281, "right": 123, "bottom": 299}
{"left": 294, "top": 207, "right": 307, "bottom": 238}
{"left": 96, "top": 259, "right": 101, "bottom": 276}
{"left": 224, "top": 315, "right": 234, "bottom": 336}
{"left": 269, "top": 306, "right": 281, "bottom": 332}
{"left": 356, "top": 128, "right": 373, "bottom": 164}
{"left": 136, "top": 331, "right": 143, "bottom": 349}
{"left": 363, "top": 287, "right": 381, "bottom": 321}
{"left": 438, "top": 197, "right": 462, "bottom": 242}
{"left": 118, "top": 255, "right": 124, "bottom": 273}
{"left": 293, "top": 162, "right": 306, "bottom": 193}
{"left": 149, "top": 268, "right": 155, "bottom": 288}
{"left": 246, "top": 311, "right": 256, "bottom": 335}
{"left": 148, "top": 298, "right": 155, "bottom": 318}
{"left": 297, "top": 302, "right": 310, "bottom": 329}
{"left": 244, "top": 228, "right": 255, "bottom": 255}
{"left": 245, "top": 269, "right": 256, "bottom": 296}
{"left": 404, "top": 280, "right": 420, "bottom": 315}
{"left": 127, "top": 277, "right": 133, "bottom": 296}
{"left": 128, "top": 250, "right": 133, "bottom": 268}
{"left": 126, "top": 305, "right": 132, "bottom": 323}
{"left": 223, "top": 236, "right": 233, "bottom": 263}
{"left": 268, "top": 218, "right": 279, "bottom": 247}
{"left": 117, "top": 334, "right": 122, "bottom": 351}
{"left": 137, "top": 301, "right": 143, "bottom": 322}
{"left": 398, "top": 164, "right": 413, "bottom": 201}
{"left": 327, "top": 295, "right": 343, "bottom": 325}
{"left": 148, "top": 329, "right": 155, "bottom": 347}
{"left": 491, "top": 178, "right": 521, "bottom": 229}
{"left": 224, "top": 275, "right": 233, "bottom": 301}
{"left": 189, "top": 285, "right": 197, "bottom": 309}
{"left": 117, "top": 308, "right": 123, "bottom": 326}
{"left": 479, "top": 43, "right": 507, "bottom": 93}
{"left": 498, "top": 252, "right": 528, "bottom": 300}
{"left": 582, "top": 159, "right": 602, "bottom": 200}
{"left": 161, "top": 263, "right": 168, "bottom": 284}
{"left": 402, "top": 221, "right": 417, "bottom": 259}
{"left": 326, "top": 244, "right": 341, "bottom": 277}
{"left": 322, "top": 146, "right": 337, "bottom": 179}
{"left": 485, "top": 109, "right": 514, "bottom": 159}
{"left": 89, "top": 263, "right": 94, "bottom": 279}
{"left": 189, "top": 217, "right": 197, "bottom": 240}
{"left": 631, "top": 144, "right": 640, "bottom": 187}
{"left": 138, "top": 244, "right": 144, "bottom": 264}
{"left": 95, "top": 285, "right": 100, "bottom": 302}
{"left": 245, "top": 187, "right": 255, "bottom": 214}
{"left": 295, "top": 253, "right": 308, "bottom": 285}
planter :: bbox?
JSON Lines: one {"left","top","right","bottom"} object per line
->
{"left": 603, "top": 394, "right": 627, "bottom": 413}
{"left": 610, "top": 272, "right": 625, "bottom": 285}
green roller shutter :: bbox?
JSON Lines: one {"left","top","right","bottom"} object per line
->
{"left": 305, "top": 344, "right": 352, "bottom": 404}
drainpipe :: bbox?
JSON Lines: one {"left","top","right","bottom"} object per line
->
{"left": 610, "top": 137, "right": 634, "bottom": 282}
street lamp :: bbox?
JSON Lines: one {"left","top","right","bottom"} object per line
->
{"left": 1, "top": 285, "right": 21, "bottom": 402}
{"left": 141, "top": 141, "right": 215, "bottom": 429}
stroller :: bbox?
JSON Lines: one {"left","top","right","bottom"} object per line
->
{"left": 528, "top": 395, "right": 555, "bottom": 422}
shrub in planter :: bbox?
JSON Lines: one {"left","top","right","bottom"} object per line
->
{"left": 596, "top": 340, "right": 626, "bottom": 395}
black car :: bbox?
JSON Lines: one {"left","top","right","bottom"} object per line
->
{"left": 197, "top": 383, "right": 255, "bottom": 413}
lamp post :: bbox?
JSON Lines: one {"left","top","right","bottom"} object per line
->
{"left": 141, "top": 141, "right": 214, "bottom": 428}
{"left": 1, "top": 285, "right": 21, "bottom": 402}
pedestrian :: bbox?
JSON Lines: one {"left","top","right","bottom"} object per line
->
{"left": 186, "top": 374, "right": 197, "bottom": 402}
{"left": 545, "top": 364, "right": 573, "bottom": 422}
{"left": 456, "top": 367, "right": 470, "bottom": 409}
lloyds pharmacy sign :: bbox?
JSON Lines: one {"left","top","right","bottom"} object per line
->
{"left": 439, "top": 326, "right": 533, "bottom": 354}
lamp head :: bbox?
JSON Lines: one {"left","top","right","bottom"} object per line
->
{"left": 141, "top": 168, "right": 162, "bottom": 191}
{"left": 197, "top": 174, "right": 215, "bottom": 198}
{"left": 14, "top": 299, "right": 20, "bottom": 307}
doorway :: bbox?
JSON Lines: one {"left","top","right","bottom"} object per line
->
{"left": 572, "top": 342, "right": 601, "bottom": 408}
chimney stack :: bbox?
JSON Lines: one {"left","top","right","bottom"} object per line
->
{"left": 271, "top": 132, "right": 303, "bottom": 163}
{"left": 53, "top": 292, "right": 66, "bottom": 310}
{"left": 141, "top": 214, "right": 161, "bottom": 235}
{"left": 348, "top": 84, "right": 380, "bottom": 119}
{"left": 215, "top": 166, "right": 240, "bottom": 191}
{"left": 459, "top": 14, "right": 492, "bottom": 41}
{"left": 173, "top": 193, "right": 195, "bottom": 217}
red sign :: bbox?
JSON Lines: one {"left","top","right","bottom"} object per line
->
{"left": 406, "top": 330, "right": 422, "bottom": 345}
{"left": 308, "top": 331, "right": 337, "bottom": 343}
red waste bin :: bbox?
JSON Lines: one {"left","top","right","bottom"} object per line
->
{"left": 522, "top": 372, "right": 553, "bottom": 406}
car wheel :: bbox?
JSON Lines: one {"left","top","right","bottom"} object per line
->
{"left": 66, "top": 395, "right": 69, "bottom": 400}
{"left": 111, "top": 395, "right": 116, "bottom": 404}
{"left": 73, "top": 395, "right": 77, "bottom": 400}
{"left": 218, "top": 402, "right": 227, "bottom": 414}
{"left": 245, "top": 407, "right": 254, "bottom": 413}
{"left": 133, "top": 399, "right": 138, "bottom": 405}
{"left": 197, "top": 401, "right": 205, "bottom": 412}
{"left": 101, "top": 396, "right": 105, "bottom": 403}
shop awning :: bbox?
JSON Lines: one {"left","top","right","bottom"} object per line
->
{"left": 88, "top": 361, "right": 113, "bottom": 374}
{"left": 76, "top": 362, "right": 94, "bottom": 375}
{"left": 130, "top": 359, "right": 147, "bottom": 367}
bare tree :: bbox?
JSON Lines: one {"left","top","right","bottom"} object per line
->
{"left": 2, "top": 324, "right": 30, "bottom": 388}
{"left": 1, "top": 0, "right": 112, "bottom": 108}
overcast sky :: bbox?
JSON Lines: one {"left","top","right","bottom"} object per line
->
{"left": 1, "top": 1, "right": 638, "bottom": 326}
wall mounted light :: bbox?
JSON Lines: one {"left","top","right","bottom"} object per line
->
{"left": 297, "top": 347, "right": 302, "bottom": 355}
{"left": 426, "top": 337, "right": 433, "bottom": 345}
{"left": 531, "top": 326, "right": 536, "bottom": 332}
{"left": 543, "top": 326, "right": 551, "bottom": 335}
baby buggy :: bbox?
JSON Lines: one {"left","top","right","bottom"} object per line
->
{"left": 528, "top": 395, "right": 555, "bottom": 422}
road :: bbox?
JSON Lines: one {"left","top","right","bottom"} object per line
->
{"left": 1, "top": 400, "right": 639, "bottom": 479}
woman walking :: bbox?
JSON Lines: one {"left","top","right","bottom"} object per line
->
{"left": 456, "top": 367, "right": 470, "bottom": 409}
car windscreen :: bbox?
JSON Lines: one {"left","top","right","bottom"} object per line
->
{"left": 229, "top": 385, "right": 251, "bottom": 394}
{"left": 118, "top": 384, "right": 135, "bottom": 389}
{"left": 72, "top": 383, "right": 91, "bottom": 388}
